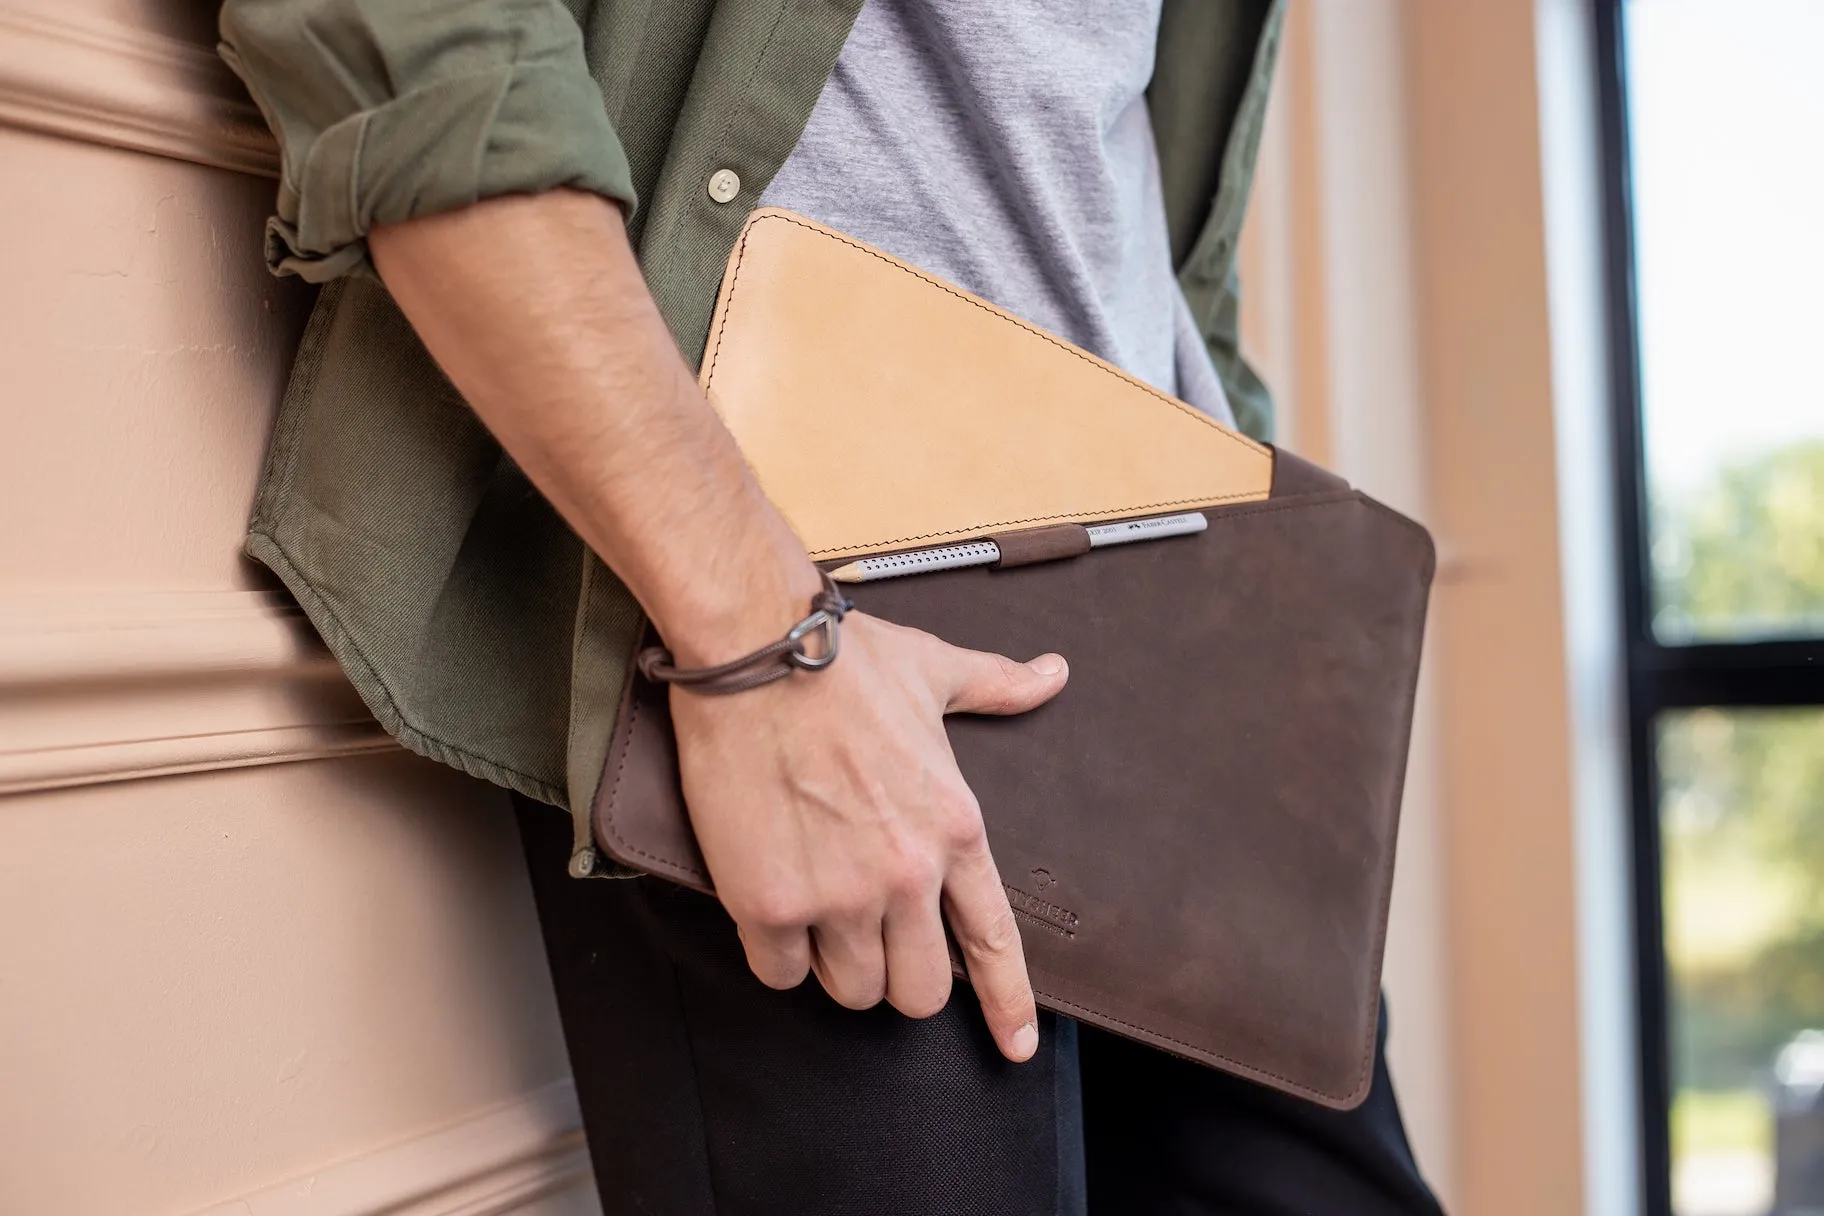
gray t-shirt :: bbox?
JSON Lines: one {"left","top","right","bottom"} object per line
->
{"left": 759, "top": 0, "right": 1233, "bottom": 423}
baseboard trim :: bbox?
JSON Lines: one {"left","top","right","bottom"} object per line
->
{"left": 188, "top": 1080, "right": 596, "bottom": 1216}
{"left": 0, "top": 8, "right": 278, "bottom": 176}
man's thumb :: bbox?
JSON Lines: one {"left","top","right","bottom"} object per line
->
{"left": 944, "top": 649, "right": 1069, "bottom": 716}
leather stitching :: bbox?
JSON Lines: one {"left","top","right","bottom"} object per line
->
{"left": 701, "top": 216, "right": 757, "bottom": 391}
{"left": 699, "top": 211, "right": 1273, "bottom": 556}
{"left": 713, "top": 212, "right": 1268, "bottom": 453}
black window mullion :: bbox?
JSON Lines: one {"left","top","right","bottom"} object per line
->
{"left": 1626, "top": 701, "right": 1675, "bottom": 1216}
{"left": 1634, "top": 640, "right": 1824, "bottom": 710}
{"left": 1592, "top": 1, "right": 1675, "bottom": 1211}
{"left": 1593, "top": 0, "right": 1656, "bottom": 661}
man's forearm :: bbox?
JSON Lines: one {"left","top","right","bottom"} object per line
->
{"left": 370, "top": 187, "right": 1056, "bottom": 1062}
{"left": 369, "top": 189, "right": 821, "bottom": 665}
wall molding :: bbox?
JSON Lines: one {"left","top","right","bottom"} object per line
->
{"left": 188, "top": 1080, "right": 596, "bottom": 1216}
{"left": 0, "top": 589, "right": 395, "bottom": 796}
{"left": 0, "top": 7, "right": 279, "bottom": 177}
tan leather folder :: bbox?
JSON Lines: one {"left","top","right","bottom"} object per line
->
{"left": 592, "top": 209, "right": 1434, "bottom": 1110}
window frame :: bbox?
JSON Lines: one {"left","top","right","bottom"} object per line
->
{"left": 1590, "top": 2, "right": 1824, "bottom": 1210}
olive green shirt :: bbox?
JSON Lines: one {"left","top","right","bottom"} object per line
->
{"left": 218, "top": 0, "right": 1286, "bottom": 868}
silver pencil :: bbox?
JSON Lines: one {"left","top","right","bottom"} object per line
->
{"left": 827, "top": 511, "right": 1207, "bottom": 583}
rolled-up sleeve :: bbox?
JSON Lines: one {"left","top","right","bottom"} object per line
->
{"left": 219, "top": 0, "right": 635, "bottom": 281}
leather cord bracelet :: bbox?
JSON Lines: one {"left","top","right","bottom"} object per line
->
{"left": 636, "top": 573, "right": 856, "bottom": 695}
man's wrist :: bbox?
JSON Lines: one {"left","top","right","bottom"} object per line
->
{"left": 651, "top": 536, "right": 826, "bottom": 670}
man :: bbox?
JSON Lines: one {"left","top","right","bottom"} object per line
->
{"left": 220, "top": 1, "right": 1445, "bottom": 1211}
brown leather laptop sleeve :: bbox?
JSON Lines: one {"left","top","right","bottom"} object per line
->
{"left": 591, "top": 210, "right": 1435, "bottom": 1111}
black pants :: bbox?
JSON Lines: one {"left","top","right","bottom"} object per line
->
{"left": 517, "top": 799, "right": 1444, "bottom": 1215}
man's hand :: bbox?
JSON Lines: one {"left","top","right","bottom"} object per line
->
{"left": 369, "top": 189, "right": 1063, "bottom": 1060}
{"left": 678, "top": 614, "right": 1065, "bottom": 1060}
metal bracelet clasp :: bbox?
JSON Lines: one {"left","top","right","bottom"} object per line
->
{"left": 785, "top": 608, "right": 841, "bottom": 669}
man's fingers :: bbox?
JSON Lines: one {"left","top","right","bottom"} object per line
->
{"left": 943, "top": 843, "right": 1039, "bottom": 1062}
{"left": 737, "top": 922, "right": 813, "bottom": 991}
{"left": 808, "top": 921, "right": 889, "bottom": 1010}
{"left": 883, "top": 897, "right": 954, "bottom": 1020}
{"left": 941, "top": 646, "right": 1068, "bottom": 716}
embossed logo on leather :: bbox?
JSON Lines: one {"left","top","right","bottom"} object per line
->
{"left": 1004, "top": 880, "right": 1078, "bottom": 939}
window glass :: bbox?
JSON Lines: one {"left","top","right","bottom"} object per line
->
{"left": 1625, "top": 0, "right": 1824, "bottom": 642}
{"left": 1662, "top": 708, "right": 1824, "bottom": 1216}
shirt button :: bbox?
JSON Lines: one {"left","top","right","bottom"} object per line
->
{"left": 707, "top": 168, "right": 741, "bottom": 204}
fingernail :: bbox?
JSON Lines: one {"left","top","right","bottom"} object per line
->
{"left": 1010, "top": 1021, "right": 1039, "bottom": 1061}
{"left": 1030, "top": 654, "right": 1064, "bottom": 677}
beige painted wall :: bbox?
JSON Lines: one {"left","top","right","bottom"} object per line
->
{"left": 1407, "top": 4, "right": 1591, "bottom": 1210}
{"left": 3, "top": 0, "right": 1622, "bottom": 1212}
{"left": 0, "top": 4, "right": 598, "bottom": 1212}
